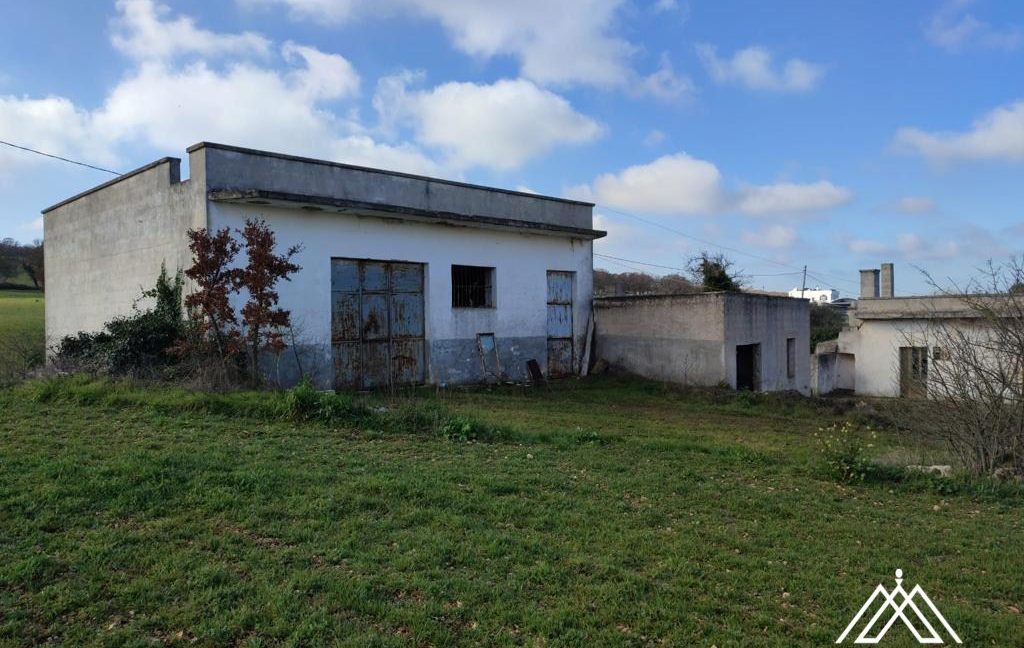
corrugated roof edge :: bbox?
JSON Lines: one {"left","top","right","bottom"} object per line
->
{"left": 41, "top": 157, "right": 180, "bottom": 214}
{"left": 187, "top": 141, "right": 596, "bottom": 208}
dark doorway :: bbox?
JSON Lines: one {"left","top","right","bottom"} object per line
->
{"left": 735, "top": 343, "right": 761, "bottom": 391}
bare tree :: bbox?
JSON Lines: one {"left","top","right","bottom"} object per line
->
{"left": 904, "top": 259, "right": 1024, "bottom": 476}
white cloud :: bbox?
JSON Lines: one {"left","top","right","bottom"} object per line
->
{"left": 636, "top": 54, "right": 694, "bottom": 101}
{"left": 2, "top": 1, "right": 441, "bottom": 179}
{"left": 281, "top": 41, "right": 361, "bottom": 100}
{"left": 0, "top": 96, "right": 117, "bottom": 174}
{"left": 588, "top": 153, "right": 726, "bottom": 214}
{"left": 375, "top": 75, "right": 602, "bottom": 170}
{"left": 653, "top": 0, "right": 678, "bottom": 12}
{"left": 925, "top": 0, "right": 1021, "bottom": 52}
{"left": 741, "top": 224, "right": 797, "bottom": 249}
{"left": 242, "top": 0, "right": 635, "bottom": 87}
{"left": 735, "top": 181, "right": 851, "bottom": 216}
{"left": 574, "top": 153, "right": 851, "bottom": 217}
{"left": 112, "top": 0, "right": 271, "bottom": 61}
{"left": 892, "top": 196, "right": 937, "bottom": 214}
{"left": 643, "top": 129, "right": 666, "bottom": 146}
{"left": 894, "top": 100, "right": 1024, "bottom": 163}
{"left": 846, "top": 233, "right": 964, "bottom": 261}
{"left": 695, "top": 44, "right": 825, "bottom": 92}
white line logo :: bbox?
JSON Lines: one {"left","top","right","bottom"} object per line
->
{"left": 836, "top": 569, "right": 962, "bottom": 644}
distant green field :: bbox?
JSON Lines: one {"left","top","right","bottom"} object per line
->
{"left": 0, "top": 267, "right": 38, "bottom": 289}
{"left": 0, "top": 289, "right": 45, "bottom": 382}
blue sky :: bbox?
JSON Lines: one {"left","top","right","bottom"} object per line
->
{"left": 2, "top": 0, "right": 1023, "bottom": 295}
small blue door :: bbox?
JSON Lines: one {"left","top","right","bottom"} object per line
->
{"left": 546, "top": 271, "right": 575, "bottom": 377}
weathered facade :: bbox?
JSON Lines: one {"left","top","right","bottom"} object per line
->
{"left": 593, "top": 292, "right": 810, "bottom": 394}
{"left": 813, "top": 263, "right": 988, "bottom": 397}
{"left": 44, "top": 142, "right": 603, "bottom": 388}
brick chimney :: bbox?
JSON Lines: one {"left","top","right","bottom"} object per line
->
{"left": 880, "top": 262, "right": 894, "bottom": 298}
{"left": 859, "top": 268, "right": 880, "bottom": 298}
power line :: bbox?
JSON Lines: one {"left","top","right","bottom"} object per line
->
{"left": 0, "top": 139, "right": 122, "bottom": 176}
{"left": 594, "top": 252, "right": 688, "bottom": 273}
{"left": 595, "top": 202, "right": 860, "bottom": 289}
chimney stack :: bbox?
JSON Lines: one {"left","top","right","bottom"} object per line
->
{"left": 880, "top": 262, "right": 894, "bottom": 298}
{"left": 860, "top": 268, "right": 880, "bottom": 299}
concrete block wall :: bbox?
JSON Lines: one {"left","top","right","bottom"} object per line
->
{"left": 594, "top": 294, "right": 728, "bottom": 385}
{"left": 43, "top": 158, "right": 204, "bottom": 344}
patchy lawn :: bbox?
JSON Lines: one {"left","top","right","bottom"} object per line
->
{"left": 0, "top": 377, "right": 1021, "bottom": 647}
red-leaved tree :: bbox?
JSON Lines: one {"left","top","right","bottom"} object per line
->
{"left": 237, "top": 218, "right": 302, "bottom": 384}
{"left": 182, "top": 227, "right": 243, "bottom": 364}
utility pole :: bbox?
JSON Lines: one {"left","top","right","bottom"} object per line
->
{"left": 800, "top": 265, "right": 807, "bottom": 299}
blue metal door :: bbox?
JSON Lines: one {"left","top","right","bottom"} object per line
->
{"left": 331, "top": 258, "right": 425, "bottom": 389}
{"left": 546, "top": 271, "right": 575, "bottom": 377}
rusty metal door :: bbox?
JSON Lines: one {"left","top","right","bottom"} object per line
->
{"left": 546, "top": 271, "right": 575, "bottom": 378}
{"left": 899, "top": 346, "right": 928, "bottom": 398}
{"left": 332, "top": 258, "right": 425, "bottom": 389}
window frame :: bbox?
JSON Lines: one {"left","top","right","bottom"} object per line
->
{"left": 451, "top": 264, "right": 496, "bottom": 309}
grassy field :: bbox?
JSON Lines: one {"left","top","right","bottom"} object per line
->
{"left": 1, "top": 376, "right": 1021, "bottom": 647}
{"left": 0, "top": 289, "right": 45, "bottom": 383}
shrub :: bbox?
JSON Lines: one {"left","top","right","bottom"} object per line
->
{"left": 54, "top": 266, "right": 185, "bottom": 376}
{"left": 277, "top": 378, "right": 368, "bottom": 424}
{"left": 815, "top": 421, "right": 880, "bottom": 483}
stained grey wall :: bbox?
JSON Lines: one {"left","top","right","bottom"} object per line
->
{"left": 722, "top": 293, "right": 810, "bottom": 394}
{"left": 594, "top": 294, "right": 728, "bottom": 385}
{"left": 43, "top": 158, "right": 204, "bottom": 344}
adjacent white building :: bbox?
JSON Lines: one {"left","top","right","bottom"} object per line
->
{"left": 813, "top": 262, "right": 988, "bottom": 398}
{"left": 43, "top": 142, "right": 603, "bottom": 389}
{"left": 788, "top": 287, "right": 839, "bottom": 303}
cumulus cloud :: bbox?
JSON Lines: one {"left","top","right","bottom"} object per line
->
{"left": 587, "top": 153, "right": 726, "bottom": 214}
{"left": 0, "top": 0, "right": 451, "bottom": 179}
{"left": 925, "top": 0, "right": 1021, "bottom": 51}
{"left": 112, "top": 0, "right": 271, "bottom": 61}
{"left": 636, "top": 54, "right": 694, "bottom": 101}
{"left": 242, "top": 0, "right": 636, "bottom": 88}
{"left": 844, "top": 226, "right": 1002, "bottom": 261}
{"left": 573, "top": 153, "right": 851, "bottom": 218}
{"left": 735, "top": 181, "right": 851, "bottom": 216}
{"left": 373, "top": 74, "right": 602, "bottom": 170}
{"left": 0, "top": 96, "right": 118, "bottom": 173}
{"left": 695, "top": 44, "right": 825, "bottom": 92}
{"left": 741, "top": 224, "right": 797, "bottom": 249}
{"left": 894, "top": 100, "right": 1024, "bottom": 163}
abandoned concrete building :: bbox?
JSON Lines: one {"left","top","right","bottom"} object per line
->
{"left": 593, "top": 292, "right": 811, "bottom": 394}
{"left": 813, "top": 263, "right": 986, "bottom": 397}
{"left": 43, "top": 142, "right": 603, "bottom": 389}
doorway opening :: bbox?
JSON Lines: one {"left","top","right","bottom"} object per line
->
{"left": 736, "top": 343, "right": 761, "bottom": 391}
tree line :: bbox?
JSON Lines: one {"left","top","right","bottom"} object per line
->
{"left": 0, "top": 239, "right": 44, "bottom": 289}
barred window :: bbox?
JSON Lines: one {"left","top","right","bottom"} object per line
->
{"left": 452, "top": 265, "right": 494, "bottom": 308}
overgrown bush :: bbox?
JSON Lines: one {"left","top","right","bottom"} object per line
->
{"left": 277, "top": 378, "right": 370, "bottom": 423}
{"left": 815, "top": 421, "right": 881, "bottom": 483}
{"left": 54, "top": 266, "right": 185, "bottom": 376}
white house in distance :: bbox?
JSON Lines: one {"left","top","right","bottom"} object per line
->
{"left": 788, "top": 287, "right": 839, "bottom": 303}
{"left": 813, "top": 262, "right": 988, "bottom": 397}
{"left": 43, "top": 142, "right": 603, "bottom": 389}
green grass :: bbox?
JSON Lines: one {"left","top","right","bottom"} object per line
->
{"left": 0, "top": 289, "right": 45, "bottom": 382}
{"left": 0, "top": 376, "right": 1021, "bottom": 646}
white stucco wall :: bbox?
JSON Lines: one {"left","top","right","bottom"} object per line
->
{"left": 208, "top": 202, "right": 593, "bottom": 387}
